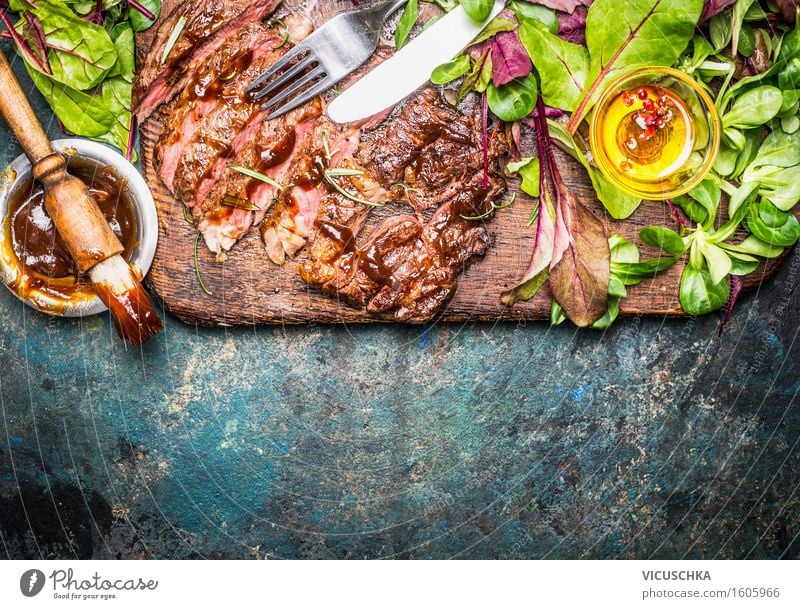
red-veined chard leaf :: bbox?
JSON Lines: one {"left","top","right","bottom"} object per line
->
{"left": 557, "top": 6, "right": 588, "bottom": 44}
{"left": 25, "top": 65, "right": 115, "bottom": 136}
{"left": 566, "top": 0, "right": 703, "bottom": 134}
{"left": 547, "top": 158, "right": 610, "bottom": 326}
{"left": 503, "top": 94, "right": 609, "bottom": 326}
{"left": 518, "top": 19, "right": 589, "bottom": 112}
{"left": 21, "top": 10, "right": 50, "bottom": 72}
{"left": 501, "top": 110, "right": 556, "bottom": 306}
{"left": 490, "top": 29, "right": 532, "bottom": 86}
{"left": 14, "top": 0, "right": 118, "bottom": 90}
{"left": 98, "top": 22, "right": 136, "bottom": 158}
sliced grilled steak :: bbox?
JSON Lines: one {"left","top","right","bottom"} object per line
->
{"left": 260, "top": 118, "right": 366, "bottom": 264}
{"left": 297, "top": 90, "right": 508, "bottom": 322}
{"left": 135, "top": 0, "right": 283, "bottom": 121}
{"left": 368, "top": 179, "right": 503, "bottom": 321}
{"left": 357, "top": 89, "right": 483, "bottom": 212}
{"left": 302, "top": 173, "right": 504, "bottom": 322}
{"left": 198, "top": 100, "right": 323, "bottom": 255}
{"left": 151, "top": 15, "right": 316, "bottom": 255}
{"left": 159, "top": 17, "right": 312, "bottom": 206}
{"left": 144, "top": 7, "right": 507, "bottom": 322}
{"left": 155, "top": 20, "right": 273, "bottom": 189}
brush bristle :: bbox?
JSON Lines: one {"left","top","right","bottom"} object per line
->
{"left": 98, "top": 281, "right": 164, "bottom": 345}
{"left": 89, "top": 256, "right": 163, "bottom": 345}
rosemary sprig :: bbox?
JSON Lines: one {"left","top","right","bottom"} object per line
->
{"left": 323, "top": 168, "right": 383, "bottom": 207}
{"left": 526, "top": 199, "right": 539, "bottom": 228}
{"left": 271, "top": 18, "right": 289, "bottom": 50}
{"left": 460, "top": 193, "right": 516, "bottom": 221}
{"left": 161, "top": 16, "right": 187, "bottom": 65}
{"left": 321, "top": 131, "right": 332, "bottom": 163}
{"left": 391, "top": 182, "right": 424, "bottom": 196}
{"left": 228, "top": 164, "right": 283, "bottom": 190}
{"left": 193, "top": 232, "right": 212, "bottom": 296}
{"left": 221, "top": 193, "right": 260, "bottom": 211}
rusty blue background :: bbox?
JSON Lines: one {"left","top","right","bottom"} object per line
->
{"left": 0, "top": 46, "right": 798, "bottom": 559}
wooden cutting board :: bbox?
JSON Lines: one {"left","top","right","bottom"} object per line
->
{"left": 138, "top": 0, "right": 786, "bottom": 326}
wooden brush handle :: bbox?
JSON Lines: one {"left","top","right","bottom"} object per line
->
{"left": 0, "top": 50, "right": 53, "bottom": 163}
{"left": 34, "top": 155, "right": 124, "bottom": 274}
{"left": 0, "top": 48, "right": 124, "bottom": 274}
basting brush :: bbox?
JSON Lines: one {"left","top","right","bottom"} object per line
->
{"left": 0, "top": 49, "right": 163, "bottom": 345}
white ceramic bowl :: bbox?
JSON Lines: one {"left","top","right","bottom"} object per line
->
{"left": 0, "top": 139, "right": 158, "bottom": 317}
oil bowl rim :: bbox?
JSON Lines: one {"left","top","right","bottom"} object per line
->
{"left": 0, "top": 138, "right": 158, "bottom": 317}
{"left": 589, "top": 66, "right": 722, "bottom": 201}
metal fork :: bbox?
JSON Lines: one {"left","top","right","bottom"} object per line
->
{"left": 245, "top": 0, "right": 407, "bottom": 120}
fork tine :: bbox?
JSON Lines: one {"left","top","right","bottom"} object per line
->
{"left": 266, "top": 78, "right": 332, "bottom": 120}
{"left": 250, "top": 54, "right": 317, "bottom": 103}
{"left": 260, "top": 66, "right": 326, "bottom": 112}
{"left": 244, "top": 44, "right": 307, "bottom": 93}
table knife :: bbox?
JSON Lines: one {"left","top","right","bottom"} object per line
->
{"left": 327, "top": 0, "right": 507, "bottom": 124}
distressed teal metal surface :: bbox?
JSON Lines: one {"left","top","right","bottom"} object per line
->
{"left": 0, "top": 46, "right": 798, "bottom": 559}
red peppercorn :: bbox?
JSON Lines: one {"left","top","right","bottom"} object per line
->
{"left": 645, "top": 114, "right": 656, "bottom": 127}
{"left": 637, "top": 88, "right": 648, "bottom": 100}
{"left": 622, "top": 92, "right": 634, "bottom": 106}
{"left": 655, "top": 117, "right": 666, "bottom": 129}
{"left": 642, "top": 98, "right": 655, "bottom": 112}
{"left": 658, "top": 95, "right": 669, "bottom": 108}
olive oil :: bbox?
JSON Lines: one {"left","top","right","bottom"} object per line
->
{"left": 594, "top": 84, "right": 695, "bottom": 186}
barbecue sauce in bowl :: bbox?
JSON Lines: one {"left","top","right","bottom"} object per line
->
{"left": 2, "top": 159, "right": 137, "bottom": 308}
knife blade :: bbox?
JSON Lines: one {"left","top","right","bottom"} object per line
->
{"left": 327, "top": 0, "right": 507, "bottom": 124}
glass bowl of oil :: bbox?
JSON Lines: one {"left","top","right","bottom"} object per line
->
{"left": 589, "top": 67, "right": 720, "bottom": 200}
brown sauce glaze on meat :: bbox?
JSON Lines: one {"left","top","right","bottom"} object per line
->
{"left": 297, "top": 89, "right": 508, "bottom": 321}
{"left": 256, "top": 130, "right": 297, "bottom": 171}
{"left": 134, "top": 0, "right": 284, "bottom": 120}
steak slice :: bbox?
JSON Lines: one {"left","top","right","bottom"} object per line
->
{"left": 368, "top": 180, "right": 502, "bottom": 321}
{"left": 197, "top": 100, "right": 323, "bottom": 255}
{"left": 357, "top": 89, "right": 483, "bottom": 212}
{"left": 302, "top": 175, "right": 504, "bottom": 322}
{"left": 260, "top": 118, "right": 367, "bottom": 264}
{"left": 155, "top": 19, "right": 273, "bottom": 190}
{"left": 166, "top": 17, "right": 313, "bottom": 206}
{"left": 135, "top": 0, "right": 283, "bottom": 121}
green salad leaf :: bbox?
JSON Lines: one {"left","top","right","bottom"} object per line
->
{"left": 17, "top": 1, "right": 118, "bottom": 90}
{"left": 460, "top": 0, "right": 494, "bottom": 23}
{"left": 2, "top": 0, "right": 159, "bottom": 156}
{"left": 395, "top": 0, "right": 419, "bottom": 49}
{"left": 486, "top": 73, "right": 537, "bottom": 122}
{"left": 518, "top": 21, "right": 589, "bottom": 112}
